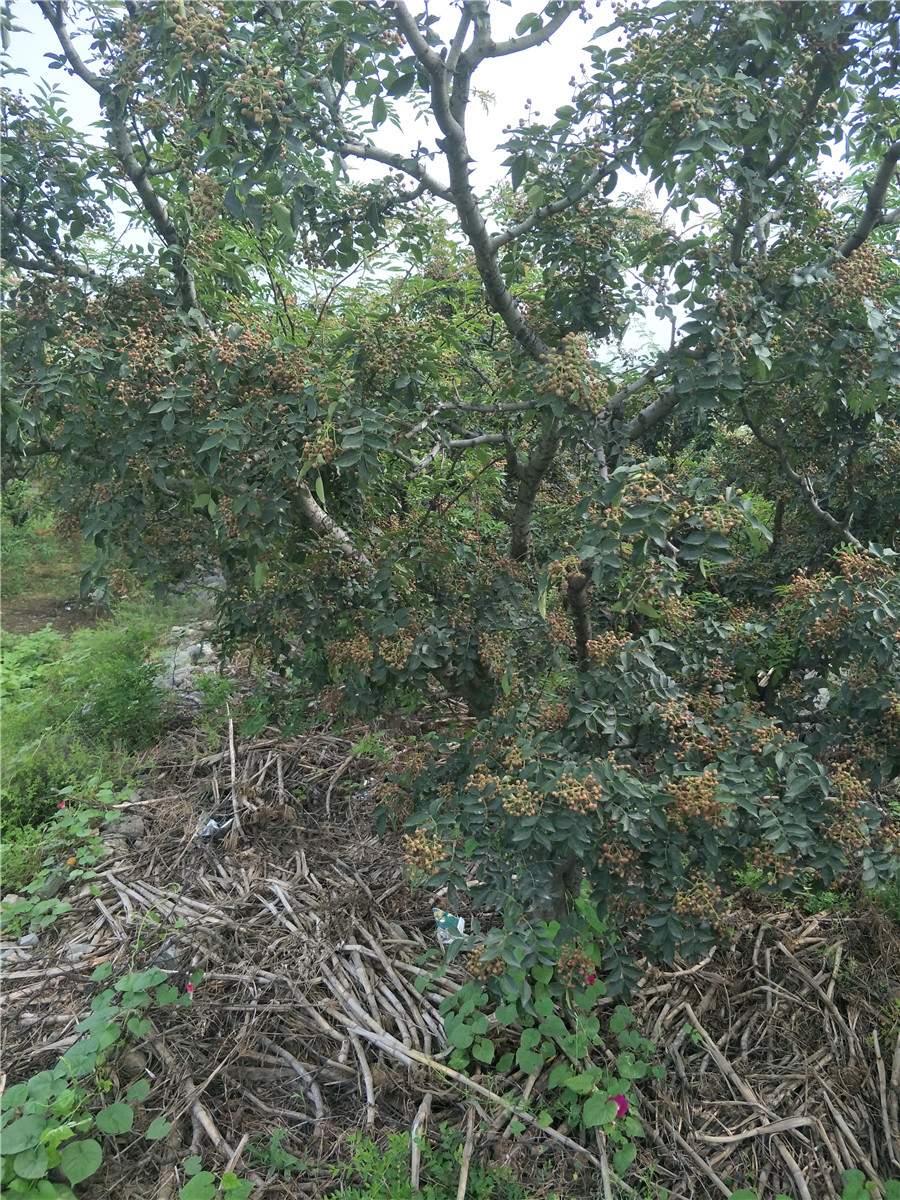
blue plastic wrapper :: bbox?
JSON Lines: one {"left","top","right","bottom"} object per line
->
{"left": 433, "top": 907, "right": 465, "bottom": 947}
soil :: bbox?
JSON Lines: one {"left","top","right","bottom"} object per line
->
{"left": 0, "top": 592, "right": 106, "bottom": 636}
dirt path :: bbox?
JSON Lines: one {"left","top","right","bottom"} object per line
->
{"left": 1, "top": 592, "right": 105, "bottom": 636}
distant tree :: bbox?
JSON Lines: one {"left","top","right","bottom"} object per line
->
{"left": 3, "top": 1, "right": 899, "bottom": 983}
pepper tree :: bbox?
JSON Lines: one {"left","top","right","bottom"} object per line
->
{"left": 3, "top": 1, "right": 899, "bottom": 984}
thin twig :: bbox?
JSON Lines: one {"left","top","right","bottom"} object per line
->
{"left": 411, "top": 1092, "right": 432, "bottom": 1193}
{"left": 456, "top": 1106, "right": 476, "bottom": 1200}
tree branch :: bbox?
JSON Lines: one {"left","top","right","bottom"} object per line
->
{"left": 491, "top": 164, "right": 610, "bottom": 251}
{"left": 836, "top": 139, "right": 900, "bottom": 258}
{"left": 295, "top": 484, "right": 369, "bottom": 562}
{"left": 469, "top": 2, "right": 579, "bottom": 64}
{"left": 336, "top": 139, "right": 452, "bottom": 202}
{"left": 1, "top": 248, "right": 104, "bottom": 284}
{"left": 738, "top": 402, "right": 869, "bottom": 552}
{"left": 1, "top": 199, "right": 105, "bottom": 282}
{"left": 509, "top": 415, "right": 560, "bottom": 560}
{"left": 390, "top": 1, "right": 553, "bottom": 360}
{"left": 447, "top": 432, "right": 508, "bottom": 449}
{"left": 390, "top": 0, "right": 446, "bottom": 73}
{"left": 589, "top": 330, "right": 710, "bottom": 442}
{"left": 37, "top": 1, "right": 201, "bottom": 315}
{"left": 446, "top": 6, "right": 472, "bottom": 74}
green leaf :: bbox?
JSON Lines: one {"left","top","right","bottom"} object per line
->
{"left": 509, "top": 154, "right": 528, "bottom": 190}
{"left": 95, "top": 1103, "right": 134, "bottom": 1134}
{"left": 315, "top": 473, "right": 327, "bottom": 506}
{"left": 472, "top": 1037, "right": 495, "bottom": 1064}
{"left": 515, "top": 1047, "right": 543, "bottom": 1075}
{"left": 447, "top": 1022, "right": 475, "bottom": 1050}
{"left": 562, "top": 1072, "right": 597, "bottom": 1096}
{"left": 616, "top": 1052, "right": 647, "bottom": 1080}
{"left": 12, "top": 1145, "right": 50, "bottom": 1179}
{"left": 90, "top": 962, "right": 113, "bottom": 982}
{"left": 1, "top": 1083, "right": 28, "bottom": 1111}
{"left": 2, "top": 1114, "right": 48, "bottom": 1154}
{"left": 612, "top": 1141, "right": 636, "bottom": 1174}
{"left": 547, "top": 1061, "right": 574, "bottom": 1090}
{"left": 179, "top": 1171, "right": 218, "bottom": 1200}
{"left": 526, "top": 182, "right": 545, "bottom": 209}
{"left": 223, "top": 187, "right": 244, "bottom": 222}
{"left": 222, "top": 1179, "right": 253, "bottom": 1200}
{"left": 59, "top": 1138, "right": 103, "bottom": 1186}
{"left": 609, "top": 1005, "right": 633, "bottom": 1033}
{"left": 125, "top": 1079, "right": 150, "bottom": 1104}
{"left": 272, "top": 202, "right": 293, "bottom": 239}
{"left": 496, "top": 1003, "right": 519, "bottom": 1026}
{"left": 582, "top": 1094, "right": 619, "bottom": 1128}
{"left": 145, "top": 1117, "right": 171, "bottom": 1141}
{"left": 538, "top": 1014, "right": 568, "bottom": 1039}
{"left": 372, "top": 95, "right": 387, "bottom": 128}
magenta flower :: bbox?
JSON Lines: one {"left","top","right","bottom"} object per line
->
{"left": 57, "top": 801, "right": 66, "bottom": 809}
{"left": 586, "top": 973, "right": 596, "bottom": 986}
{"left": 186, "top": 982, "right": 194, "bottom": 998}
{"left": 609, "top": 1095, "right": 628, "bottom": 1119}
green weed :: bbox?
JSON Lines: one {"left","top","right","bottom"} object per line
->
{"left": 325, "top": 1127, "right": 530, "bottom": 1200}
{"left": 0, "top": 961, "right": 254, "bottom": 1200}
{"left": 0, "top": 599, "right": 194, "bottom": 834}
{"left": 0, "top": 778, "right": 128, "bottom": 932}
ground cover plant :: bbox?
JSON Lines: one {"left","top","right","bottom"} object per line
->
{"left": 0, "top": 592, "right": 205, "bottom": 892}
{"left": 2, "top": 8, "right": 899, "bottom": 1193}
{"left": 0, "top": 720, "right": 897, "bottom": 1199}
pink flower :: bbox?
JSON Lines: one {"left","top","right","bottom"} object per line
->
{"left": 186, "top": 983, "right": 194, "bottom": 998}
{"left": 586, "top": 973, "right": 596, "bottom": 986}
{"left": 609, "top": 1095, "right": 628, "bottom": 1119}
{"left": 57, "top": 801, "right": 66, "bottom": 808}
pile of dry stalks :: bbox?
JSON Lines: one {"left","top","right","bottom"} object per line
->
{"left": 2, "top": 719, "right": 898, "bottom": 1200}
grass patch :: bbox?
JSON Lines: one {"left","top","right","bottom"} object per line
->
{"left": 0, "top": 595, "right": 208, "bottom": 884}
{"left": 0, "top": 484, "right": 83, "bottom": 602}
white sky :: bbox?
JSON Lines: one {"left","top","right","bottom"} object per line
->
{"left": 7, "top": 1, "right": 603, "bottom": 176}
{"left": 6, "top": 0, "right": 665, "bottom": 353}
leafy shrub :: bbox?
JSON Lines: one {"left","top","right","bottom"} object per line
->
{"left": 0, "top": 725, "right": 112, "bottom": 834}
{"left": 401, "top": 553, "right": 899, "bottom": 992}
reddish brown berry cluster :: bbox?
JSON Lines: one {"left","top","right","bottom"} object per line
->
{"left": 402, "top": 827, "right": 444, "bottom": 876}
{"left": 329, "top": 634, "right": 373, "bottom": 671}
{"left": 663, "top": 769, "right": 725, "bottom": 829}
{"left": 466, "top": 947, "right": 505, "bottom": 978}
{"left": 539, "top": 702, "right": 570, "bottom": 731}
{"left": 554, "top": 772, "right": 604, "bottom": 814}
{"left": 499, "top": 780, "right": 538, "bottom": 818}
{"left": 672, "top": 877, "right": 723, "bottom": 920}
{"left": 556, "top": 936, "right": 596, "bottom": 989}
{"left": 587, "top": 632, "right": 629, "bottom": 666}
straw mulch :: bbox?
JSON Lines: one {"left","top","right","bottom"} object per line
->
{"left": 2, "top": 720, "right": 898, "bottom": 1200}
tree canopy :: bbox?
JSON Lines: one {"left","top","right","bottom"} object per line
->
{"left": 3, "top": 0, "right": 900, "bottom": 986}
